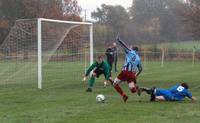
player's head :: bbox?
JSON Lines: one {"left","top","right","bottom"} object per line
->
{"left": 181, "top": 82, "right": 189, "bottom": 89}
{"left": 97, "top": 55, "right": 103, "bottom": 64}
{"left": 113, "top": 42, "right": 117, "bottom": 47}
{"left": 132, "top": 46, "right": 139, "bottom": 52}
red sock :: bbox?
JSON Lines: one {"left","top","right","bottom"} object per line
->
{"left": 130, "top": 87, "right": 137, "bottom": 93}
{"left": 114, "top": 84, "right": 125, "bottom": 97}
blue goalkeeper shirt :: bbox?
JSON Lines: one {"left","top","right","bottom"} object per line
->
{"left": 169, "top": 85, "right": 192, "bottom": 101}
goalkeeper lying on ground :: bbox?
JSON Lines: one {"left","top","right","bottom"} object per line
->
{"left": 82, "top": 55, "right": 112, "bottom": 92}
{"left": 140, "top": 82, "right": 197, "bottom": 102}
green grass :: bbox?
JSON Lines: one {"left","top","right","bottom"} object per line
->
{"left": 0, "top": 61, "right": 200, "bottom": 123}
{"left": 159, "top": 41, "right": 200, "bottom": 50}
{"left": 143, "top": 41, "right": 200, "bottom": 51}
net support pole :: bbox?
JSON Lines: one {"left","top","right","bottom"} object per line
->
{"left": 89, "top": 24, "right": 93, "bottom": 65}
{"left": 37, "top": 18, "right": 42, "bottom": 89}
{"left": 84, "top": 48, "right": 87, "bottom": 74}
{"left": 192, "top": 48, "right": 195, "bottom": 67}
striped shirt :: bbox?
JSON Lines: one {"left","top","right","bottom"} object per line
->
{"left": 116, "top": 37, "right": 142, "bottom": 72}
{"left": 122, "top": 50, "right": 141, "bottom": 72}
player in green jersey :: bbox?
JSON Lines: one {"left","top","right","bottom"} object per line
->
{"left": 82, "top": 56, "right": 112, "bottom": 92}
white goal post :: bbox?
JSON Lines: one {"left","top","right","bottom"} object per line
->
{"left": 37, "top": 18, "right": 93, "bottom": 89}
{"left": 0, "top": 18, "right": 93, "bottom": 89}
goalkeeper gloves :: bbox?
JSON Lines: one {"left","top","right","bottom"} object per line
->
{"left": 82, "top": 76, "right": 87, "bottom": 82}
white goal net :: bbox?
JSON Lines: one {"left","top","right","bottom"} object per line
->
{"left": 0, "top": 18, "right": 93, "bottom": 89}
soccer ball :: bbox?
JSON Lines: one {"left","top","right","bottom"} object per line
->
{"left": 96, "top": 94, "right": 105, "bottom": 103}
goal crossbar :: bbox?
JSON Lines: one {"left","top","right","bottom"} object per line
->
{"left": 16, "top": 18, "right": 93, "bottom": 25}
{"left": 37, "top": 18, "right": 93, "bottom": 89}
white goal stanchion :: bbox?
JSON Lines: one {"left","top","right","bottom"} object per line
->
{"left": 37, "top": 18, "right": 93, "bottom": 89}
{"left": 37, "top": 19, "right": 42, "bottom": 89}
{"left": 0, "top": 18, "right": 93, "bottom": 89}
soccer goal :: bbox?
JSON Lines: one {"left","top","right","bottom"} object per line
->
{"left": 0, "top": 18, "right": 93, "bottom": 89}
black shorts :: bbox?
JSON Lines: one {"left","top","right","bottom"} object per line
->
{"left": 94, "top": 68, "right": 111, "bottom": 78}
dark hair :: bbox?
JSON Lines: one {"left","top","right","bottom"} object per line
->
{"left": 132, "top": 46, "right": 139, "bottom": 51}
{"left": 181, "top": 82, "right": 189, "bottom": 89}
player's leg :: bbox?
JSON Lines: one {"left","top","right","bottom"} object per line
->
{"left": 151, "top": 89, "right": 173, "bottom": 101}
{"left": 114, "top": 57, "right": 118, "bottom": 73}
{"left": 107, "top": 60, "right": 113, "bottom": 71}
{"left": 86, "top": 72, "right": 96, "bottom": 92}
{"left": 127, "top": 72, "right": 141, "bottom": 96}
{"left": 140, "top": 86, "right": 156, "bottom": 101}
{"left": 113, "top": 71, "right": 128, "bottom": 102}
{"left": 110, "top": 61, "right": 113, "bottom": 72}
{"left": 155, "top": 96, "right": 166, "bottom": 101}
{"left": 86, "top": 69, "right": 102, "bottom": 92}
{"left": 113, "top": 78, "right": 123, "bottom": 96}
{"left": 140, "top": 87, "right": 155, "bottom": 95}
{"left": 127, "top": 81, "right": 141, "bottom": 96}
{"left": 140, "top": 87, "right": 172, "bottom": 101}
{"left": 128, "top": 82, "right": 137, "bottom": 93}
{"left": 93, "top": 69, "right": 107, "bottom": 87}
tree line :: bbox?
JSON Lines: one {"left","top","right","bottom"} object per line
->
{"left": 0, "top": 0, "right": 199, "bottom": 47}
{"left": 92, "top": 0, "right": 200, "bottom": 46}
{"left": 0, "top": 0, "right": 81, "bottom": 44}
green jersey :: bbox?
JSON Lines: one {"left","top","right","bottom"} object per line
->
{"left": 85, "top": 60, "right": 110, "bottom": 80}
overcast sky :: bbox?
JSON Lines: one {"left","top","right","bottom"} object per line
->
{"left": 78, "top": 0, "right": 133, "bottom": 21}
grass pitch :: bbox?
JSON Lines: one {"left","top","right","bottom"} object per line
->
{"left": 0, "top": 61, "right": 199, "bottom": 123}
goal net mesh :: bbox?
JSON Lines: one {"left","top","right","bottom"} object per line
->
{"left": 0, "top": 19, "right": 91, "bottom": 88}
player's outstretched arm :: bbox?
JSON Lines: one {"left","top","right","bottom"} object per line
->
{"left": 82, "top": 75, "right": 87, "bottom": 82}
{"left": 85, "top": 62, "right": 96, "bottom": 77}
{"left": 136, "top": 64, "right": 143, "bottom": 77}
{"left": 82, "top": 63, "right": 96, "bottom": 83}
{"left": 186, "top": 90, "right": 197, "bottom": 102}
{"left": 116, "top": 36, "right": 130, "bottom": 53}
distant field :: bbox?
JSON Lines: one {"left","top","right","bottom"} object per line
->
{"left": 162, "top": 41, "right": 200, "bottom": 50}
{"left": 143, "top": 41, "right": 200, "bottom": 50}
{"left": 0, "top": 61, "right": 199, "bottom": 123}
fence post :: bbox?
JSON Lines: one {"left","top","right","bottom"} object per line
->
{"left": 192, "top": 46, "right": 196, "bottom": 67}
{"left": 161, "top": 47, "right": 165, "bottom": 68}
{"left": 143, "top": 50, "right": 147, "bottom": 69}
